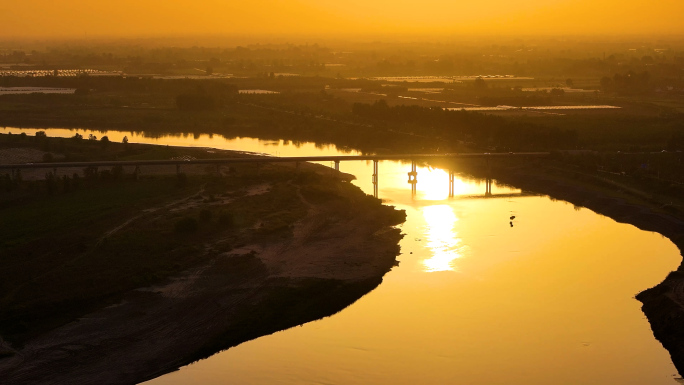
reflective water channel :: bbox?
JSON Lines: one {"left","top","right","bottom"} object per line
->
{"left": 2, "top": 127, "right": 682, "bottom": 384}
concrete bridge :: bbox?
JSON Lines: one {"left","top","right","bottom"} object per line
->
{"left": 0, "top": 152, "right": 549, "bottom": 199}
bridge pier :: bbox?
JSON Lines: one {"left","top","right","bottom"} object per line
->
{"left": 485, "top": 178, "right": 492, "bottom": 196}
{"left": 372, "top": 160, "right": 379, "bottom": 198}
{"left": 449, "top": 170, "right": 455, "bottom": 198}
{"left": 334, "top": 160, "right": 340, "bottom": 171}
{"left": 408, "top": 161, "right": 418, "bottom": 197}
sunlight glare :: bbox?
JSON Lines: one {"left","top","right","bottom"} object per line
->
{"left": 417, "top": 168, "right": 449, "bottom": 200}
{"left": 421, "top": 205, "right": 464, "bottom": 272}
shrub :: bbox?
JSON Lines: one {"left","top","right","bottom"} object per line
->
{"left": 72, "top": 173, "right": 81, "bottom": 188}
{"left": 218, "top": 211, "right": 234, "bottom": 227}
{"left": 44, "top": 172, "right": 57, "bottom": 195}
{"left": 62, "top": 175, "right": 71, "bottom": 192}
{"left": 176, "top": 93, "right": 217, "bottom": 111}
{"left": 111, "top": 165, "right": 124, "bottom": 180}
{"left": 2, "top": 174, "right": 13, "bottom": 192}
{"left": 199, "top": 209, "right": 212, "bottom": 222}
{"left": 174, "top": 217, "right": 198, "bottom": 233}
{"left": 176, "top": 172, "right": 188, "bottom": 187}
{"left": 83, "top": 165, "right": 98, "bottom": 180}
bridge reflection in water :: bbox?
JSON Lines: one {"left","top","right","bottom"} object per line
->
{"left": 353, "top": 159, "right": 536, "bottom": 200}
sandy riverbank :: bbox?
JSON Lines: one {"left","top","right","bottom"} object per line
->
{"left": 0, "top": 148, "right": 405, "bottom": 384}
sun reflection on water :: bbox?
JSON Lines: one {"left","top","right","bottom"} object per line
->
{"left": 414, "top": 168, "right": 472, "bottom": 201}
{"left": 421, "top": 205, "right": 465, "bottom": 272}
{"left": 416, "top": 168, "right": 450, "bottom": 201}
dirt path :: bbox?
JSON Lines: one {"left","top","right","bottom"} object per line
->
{"left": 95, "top": 185, "right": 207, "bottom": 247}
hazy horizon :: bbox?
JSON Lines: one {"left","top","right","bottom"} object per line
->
{"left": 3, "top": 33, "right": 684, "bottom": 53}
{"left": 5, "top": 0, "right": 684, "bottom": 40}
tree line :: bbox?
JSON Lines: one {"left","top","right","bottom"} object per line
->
{"left": 351, "top": 100, "right": 579, "bottom": 151}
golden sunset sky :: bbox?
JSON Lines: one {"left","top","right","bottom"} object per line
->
{"left": 4, "top": 0, "right": 684, "bottom": 38}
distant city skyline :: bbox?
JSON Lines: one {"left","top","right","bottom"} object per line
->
{"left": 4, "top": 0, "right": 684, "bottom": 39}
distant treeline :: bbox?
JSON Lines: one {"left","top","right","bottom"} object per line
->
{"left": 0, "top": 75, "right": 238, "bottom": 96}
{"left": 352, "top": 100, "right": 579, "bottom": 150}
{"left": 4, "top": 39, "right": 684, "bottom": 79}
{"left": 600, "top": 71, "right": 652, "bottom": 95}
{"left": 598, "top": 70, "right": 684, "bottom": 96}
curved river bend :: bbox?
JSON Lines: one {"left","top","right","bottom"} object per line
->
{"left": 2, "top": 127, "right": 682, "bottom": 384}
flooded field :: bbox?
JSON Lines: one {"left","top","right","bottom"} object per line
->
{"left": 448, "top": 105, "right": 621, "bottom": 112}
{"left": 367, "top": 75, "right": 535, "bottom": 83}
{"left": 238, "top": 89, "right": 280, "bottom": 94}
{"left": 522, "top": 87, "right": 597, "bottom": 93}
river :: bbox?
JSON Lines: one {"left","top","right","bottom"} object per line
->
{"left": 2, "top": 127, "right": 682, "bottom": 384}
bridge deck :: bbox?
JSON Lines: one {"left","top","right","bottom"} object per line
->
{"left": 0, "top": 152, "right": 549, "bottom": 170}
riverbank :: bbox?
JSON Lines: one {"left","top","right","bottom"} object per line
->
{"left": 0, "top": 142, "right": 406, "bottom": 384}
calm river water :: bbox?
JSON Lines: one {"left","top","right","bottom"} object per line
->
{"left": 2, "top": 127, "right": 682, "bottom": 384}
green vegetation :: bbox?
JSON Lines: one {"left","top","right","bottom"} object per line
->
{"left": 174, "top": 217, "right": 199, "bottom": 233}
